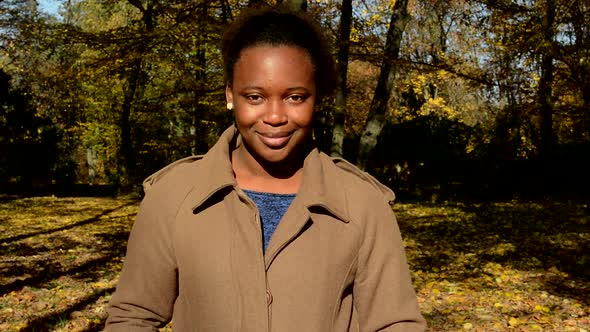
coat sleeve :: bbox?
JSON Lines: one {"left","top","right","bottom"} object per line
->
{"left": 105, "top": 189, "right": 178, "bottom": 331}
{"left": 352, "top": 195, "right": 426, "bottom": 332}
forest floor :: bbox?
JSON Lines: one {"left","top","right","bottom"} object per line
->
{"left": 0, "top": 195, "right": 588, "bottom": 331}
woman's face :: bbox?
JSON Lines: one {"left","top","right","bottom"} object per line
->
{"left": 226, "top": 45, "right": 316, "bottom": 164}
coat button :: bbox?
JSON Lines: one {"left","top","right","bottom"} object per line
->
{"left": 266, "top": 289, "right": 273, "bottom": 305}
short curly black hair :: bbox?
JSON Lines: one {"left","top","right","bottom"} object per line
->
{"left": 221, "top": 6, "right": 337, "bottom": 101}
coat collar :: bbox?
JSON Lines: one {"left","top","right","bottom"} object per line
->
{"left": 190, "top": 126, "right": 351, "bottom": 223}
{"left": 189, "top": 126, "right": 238, "bottom": 212}
{"left": 297, "top": 149, "right": 350, "bottom": 222}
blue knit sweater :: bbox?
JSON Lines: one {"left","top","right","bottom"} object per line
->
{"left": 244, "top": 190, "right": 296, "bottom": 253}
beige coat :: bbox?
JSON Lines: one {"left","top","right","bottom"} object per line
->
{"left": 105, "top": 126, "right": 426, "bottom": 331}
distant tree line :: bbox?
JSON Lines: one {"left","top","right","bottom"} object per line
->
{"left": 1, "top": 0, "right": 588, "bottom": 199}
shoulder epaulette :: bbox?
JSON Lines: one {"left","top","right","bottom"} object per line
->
{"left": 142, "top": 155, "right": 204, "bottom": 192}
{"left": 331, "top": 157, "right": 396, "bottom": 205}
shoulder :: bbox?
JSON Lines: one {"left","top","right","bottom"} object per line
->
{"left": 133, "top": 155, "right": 208, "bottom": 227}
{"left": 320, "top": 153, "right": 396, "bottom": 206}
{"left": 317, "top": 154, "right": 399, "bottom": 241}
{"left": 142, "top": 155, "right": 205, "bottom": 193}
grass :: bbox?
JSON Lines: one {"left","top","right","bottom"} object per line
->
{"left": 0, "top": 195, "right": 588, "bottom": 331}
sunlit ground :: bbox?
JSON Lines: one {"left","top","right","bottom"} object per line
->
{"left": 396, "top": 201, "right": 589, "bottom": 331}
{"left": 0, "top": 196, "right": 588, "bottom": 331}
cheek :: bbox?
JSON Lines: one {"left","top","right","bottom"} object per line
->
{"left": 234, "top": 108, "right": 257, "bottom": 125}
{"left": 293, "top": 107, "right": 315, "bottom": 127}
{"left": 301, "top": 113, "right": 314, "bottom": 126}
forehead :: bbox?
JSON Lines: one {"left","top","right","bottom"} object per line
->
{"left": 232, "top": 45, "right": 315, "bottom": 86}
{"left": 236, "top": 44, "right": 313, "bottom": 66}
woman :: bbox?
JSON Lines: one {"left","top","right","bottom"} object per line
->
{"left": 106, "top": 6, "right": 425, "bottom": 332}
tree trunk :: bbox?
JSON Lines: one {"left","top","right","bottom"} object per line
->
{"left": 119, "top": 60, "right": 140, "bottom": 187}
{"left": 356, "top": 0, "right": 410, "bottom": 170}
{"left": 571, "top": 0, "right": 590, "bottom": 128}
{"left": 191, "top": 3, "right": 208, "bottom": 155}
{"left": 221, "top": 0, "right": 232, "bottom": 22}
{"left": 330, "top": 0, "right": 353, "bottom": 158}
{"left": 118, "top": 0, "right": 155, "bottom": 188}
{"left": 539, "top": 0, "right": 555, "bottom": 156}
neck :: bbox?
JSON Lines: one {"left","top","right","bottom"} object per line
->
{"left": 231, "top": 144, "right": 309, "bottom": 194}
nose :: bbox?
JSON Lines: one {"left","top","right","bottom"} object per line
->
{"left": 262, "top": 99, "right": 288, "bottom": 126}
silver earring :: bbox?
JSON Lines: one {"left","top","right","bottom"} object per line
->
{"left": 227, "top": 102, "right": 233, "bottom": 110}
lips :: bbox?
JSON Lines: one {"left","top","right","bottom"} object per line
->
{"left": 256, "top": 131, "right": 292, "bottom": 148}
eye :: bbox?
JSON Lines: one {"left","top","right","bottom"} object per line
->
{"left": 286, "top": 94, "right": 307, "bottom": 104}
{"left": 245, "top": 94, "right": 264, "bottom": 104}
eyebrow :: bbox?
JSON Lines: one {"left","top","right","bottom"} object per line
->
{"left": 239, "top": 86, "right": 311, "bottom": 93}
{"left": 240, "top": 86, "right": 263, "bottom": 91}
{"left": 285, "top": 87, "right": 311, "bottom": 93}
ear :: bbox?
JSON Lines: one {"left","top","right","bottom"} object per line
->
{"left": 225, "top": 84, "right": 234, "bottom": 105}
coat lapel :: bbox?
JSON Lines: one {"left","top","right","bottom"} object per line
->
{"left": 263, "top": 148, "right": 351, "bottom": 269}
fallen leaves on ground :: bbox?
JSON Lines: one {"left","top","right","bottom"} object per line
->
{"left": 0, "top": 196, "right": 138, "bottom": 332}
{"left": 396, "top": 200, "right": 589, "bottom": 331}
{"left": 0, "top": 196, "right": 588, "bottom": 331}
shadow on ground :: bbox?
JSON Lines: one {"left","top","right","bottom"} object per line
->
{"left": 397, "top": 200, "right": 590, "bottom": 306}
{"left": 0, "top": 201, "right": 136, "bottom": 244}
{"left": 0, "top": 197, "right": 138, "bottom": 331}
{"left": 20, "top": 286, "right": 116, "bottom": 332}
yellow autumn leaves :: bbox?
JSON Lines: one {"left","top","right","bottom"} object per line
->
{"left": 395, "top": 201, "right": 590, "bottom": 331}
{"left": 1, "top": 197, "right": 589, "bottom": 331}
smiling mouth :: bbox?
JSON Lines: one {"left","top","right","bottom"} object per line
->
{"left": 257, "top": 132, "right": 292, "bottom": 148}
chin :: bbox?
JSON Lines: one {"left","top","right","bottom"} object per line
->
{"left": 257, "top": 150, "right": 292, "bottom": 164}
